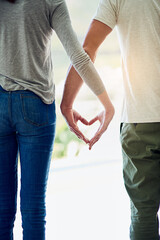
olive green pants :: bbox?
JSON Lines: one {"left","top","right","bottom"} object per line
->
{"left": 120, "top": 123, "right": 160, "bottom": 240}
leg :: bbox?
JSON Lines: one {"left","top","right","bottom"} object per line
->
{"left": 18, "top": 124, "right": 55, "bottom": 240}
{"left": 15, "top": 93, "right": 56, "bottom": 240}
{"left": 0, "top": 90, "right": 18, "bottom": 240}
{"left": 120, "top": 123, "right": 160, "bottom": 240}
{"left": 0, "top": 133, "right": 18, "bottom": 240}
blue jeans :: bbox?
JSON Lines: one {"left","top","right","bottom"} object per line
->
{"left": 0, "top": 86, "right": 56, "bottom": 240}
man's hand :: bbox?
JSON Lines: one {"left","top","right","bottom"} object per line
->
{"left": 60, "top": 106, "right": 90, "bottom": 144}
{"left": 88, "top": 106, "right": 115, "bottom": 150}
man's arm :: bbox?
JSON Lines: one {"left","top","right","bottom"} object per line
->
{"left": 61, "top": 20, "right": 113, "bottom": 149}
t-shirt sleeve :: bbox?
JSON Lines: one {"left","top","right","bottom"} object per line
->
{"left": 48, "top": 0, "right": 106, "bottom": 95}
{"left": 94, "top": 0, "right": 117, "bottom": 29}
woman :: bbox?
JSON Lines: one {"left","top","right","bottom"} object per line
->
{"left": 0, "top": 0, "right": 114, "bottom": 239}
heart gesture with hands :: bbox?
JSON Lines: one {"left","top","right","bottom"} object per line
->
{"left": 61, "top": 105, "right": 115, "bottom": 150}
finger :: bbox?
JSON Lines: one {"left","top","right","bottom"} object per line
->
{"left": 64, "top": 113, "right": 89, "bottom": 143}
{"left": 88, "top": 121, "right": 108, "bottom": 150}
{"left": 88, "top": 116, "right": 99, "bottom": 125}
{"left": 73, "top": 129, "right": 89, "bottom": 144}
{"left": 73, "top": 112, "right": 89, "bottom": 125}
{"left": 79, "top": 117, "right": 89, "bottom": 125}
{"left": 62, "top": 110, "right": 89, "bottom": 143}
{"left": 89, "top": 134, "right": 101, "bottom": 150}
{"left": 89, "top": 126, "right": 102, "bottom": 150}
{"left": 69, "top": 125, "right": 89, "bottom": 144}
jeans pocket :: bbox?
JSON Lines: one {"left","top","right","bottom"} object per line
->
{"left": 20, "top": 94, "right": 49, "bottom": 126}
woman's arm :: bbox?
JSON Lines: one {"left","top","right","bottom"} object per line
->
{"left": 51, "top": 2, "right": 106, "bottom": 95}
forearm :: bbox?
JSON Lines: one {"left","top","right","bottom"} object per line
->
{"left": 60, "top": 65, "right": 83, "bottom": 111}
{"left": 60, "top": 41, "right": 99, "bottom": 110}
{"left": 97, "top": 90, "right": 115, "bottom": 114}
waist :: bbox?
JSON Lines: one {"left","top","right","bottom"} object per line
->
{"left": 0, "top": 85, "right": 37, "bottom": 96}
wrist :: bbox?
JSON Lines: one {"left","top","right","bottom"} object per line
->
{"left": 60, "top": 101, "right": 73, "bottom": 114}
{"left": 98, "top": 90, "right": 113, "bottom": 108}
{"left": 105, "top": 103, "right": 115, "bottom": 116}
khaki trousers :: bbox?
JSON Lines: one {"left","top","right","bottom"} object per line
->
{"left": 120, "top": 123, "right": 160, "bottom": 240}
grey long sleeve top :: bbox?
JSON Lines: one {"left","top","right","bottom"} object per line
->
{"left": 0, "top": 0, "right": 105, "bottom": 104}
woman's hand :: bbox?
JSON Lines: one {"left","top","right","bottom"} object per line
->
{"left": 60, "top": 105, "right": 90, "bottom": 144}
{"left": 88, "top": 106, "right": 115, "bottom": 150}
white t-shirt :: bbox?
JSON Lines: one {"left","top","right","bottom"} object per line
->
{"left": 94, "top": 0, "right": 160, "bottom": 123}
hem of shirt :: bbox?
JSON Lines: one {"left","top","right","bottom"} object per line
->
{"left": 93, "top": 16, "right": 115, "bottom": 30}
{"left": 0, "top": 82, "right": 55, "bottom": 105}
{"left": 94, "top": 86, "right": 106, "bottom": 96}
{"left": 121, "top": 118, "right": 160, "bottom": 123}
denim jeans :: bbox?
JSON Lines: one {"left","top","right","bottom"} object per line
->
{"left": 0, "top": 86, "right": 56, "bottom": 240}
{"left": 120, "top": 123, "right": 160, "bottom": 240}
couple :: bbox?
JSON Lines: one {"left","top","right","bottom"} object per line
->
{"left": 0, "top": 0, "right": 160, "bottom": 239}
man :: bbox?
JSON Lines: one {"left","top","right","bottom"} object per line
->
{"left": 60, "top": 0, "right": 160, "bottom": 239}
